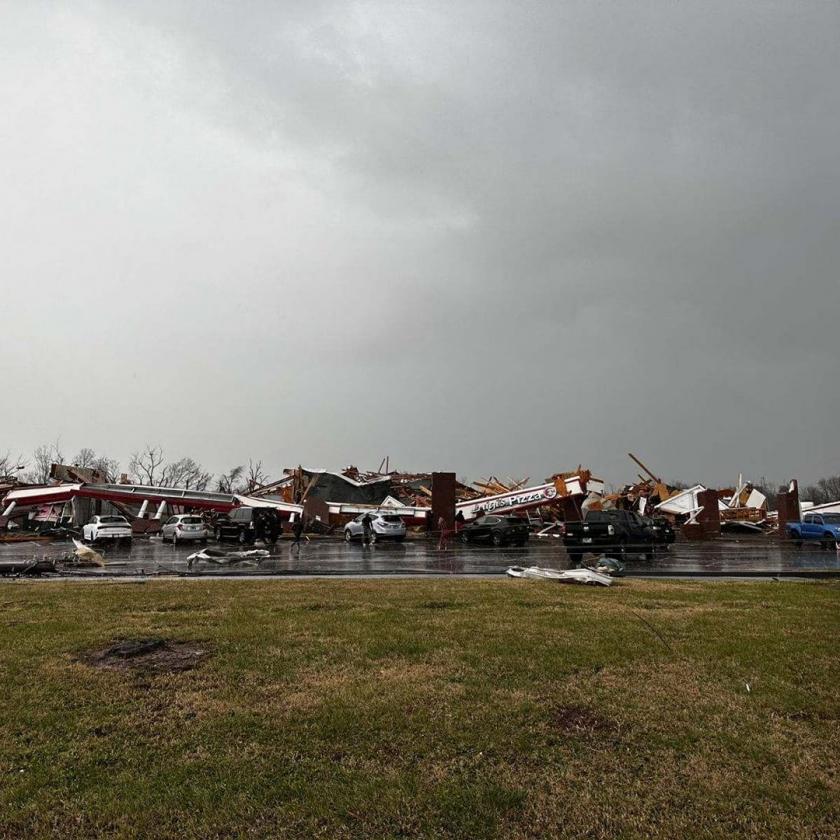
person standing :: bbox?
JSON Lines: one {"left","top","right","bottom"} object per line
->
{"left": 362, "top": 512, "right": 373, "bottom": 545}
{"left": 291, "top": 515, "right": 305, "bottom": 550}
{"left": 437, "top": 514, "right": 449, "bottom": 550}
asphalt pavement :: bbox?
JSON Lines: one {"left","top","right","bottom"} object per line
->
{"left": 2, "top": 534, "right": 839, "bottom": 578}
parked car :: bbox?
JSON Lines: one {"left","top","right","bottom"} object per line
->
{"left": 82, "top": 515, "right": 132, "bottom": 545}
{"left": 786, "top": 513, "right": 840, "bottom": 548}
{"left": 563, "top": 509, "right": 674, "bottom": 564}
{"left": 160, "top": 514, "right": 208, "bottom": 544}
{"left": 344, "top": 513, "right": 406, "bottom": 543}
{"left": 459, "top": 515, "right": 529, "bottom": 547}
{"left": 214, "top": 507, "right": 279, "bottom": 545}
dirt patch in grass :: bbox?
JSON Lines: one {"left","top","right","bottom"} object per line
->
{"left": 551, "top": 704, "right": 613, "bottom": 734}
{"left": 80, "top": 638, "right": 209, "bottom": 674}
{"left": 418, "top": 600, "right": 463, "bottom": 610}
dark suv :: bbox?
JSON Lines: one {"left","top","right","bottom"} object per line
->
{"left": 459, "top": 515, "right": 530, "bottom": 547}
{"left": 214, "top": 507, "right": 280, "bottom": 545}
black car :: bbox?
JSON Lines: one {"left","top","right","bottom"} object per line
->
{"left": 459, "top": 515, "right": 530, "bottom": 547}
{"left": 214, "top": 507, "right": 280, "bottom": 545}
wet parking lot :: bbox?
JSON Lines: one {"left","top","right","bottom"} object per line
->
{"left": 2, "top": 534, "right": 839, "bottom": 577}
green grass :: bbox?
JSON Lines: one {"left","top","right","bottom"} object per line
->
{"left": 0, "top": 578, "right": 838, "bottom": 838}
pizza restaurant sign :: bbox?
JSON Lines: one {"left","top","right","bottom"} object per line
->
{"left": 459, "top": 485, "right": 557, "bottom": 517}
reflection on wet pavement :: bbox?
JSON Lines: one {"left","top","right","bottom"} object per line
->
{"left": 2, "top": 535, "right": 840, "bottom": 577}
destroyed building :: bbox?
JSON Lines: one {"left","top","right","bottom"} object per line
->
{"left": 3, "top": 453, "right": 820, "bottom": 543}
{"left": 2, "top": 460, "right": 605, "bottom": 537}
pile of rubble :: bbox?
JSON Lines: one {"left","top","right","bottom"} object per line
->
{"left": 0, "top": 453, "right": 828, "bottom": 542}
{"left": 249, "top": 465, "right": 544, "bottom": 510}
{"left": 581, "top": 454, "right": 771, "bottom": 538}
{"left": 238, "top": 465, "right": 603, "bottom": 530}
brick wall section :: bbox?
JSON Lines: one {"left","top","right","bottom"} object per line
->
{"left": 776, "top": 480, "right": 800, "bottom": 538}
{"left": 431, "top": 472, "right": 456, "bottom": 532}
{"left": 696, "top": 489, "right": 721, "bottom": 538}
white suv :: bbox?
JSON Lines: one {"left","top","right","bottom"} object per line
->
{"left": 83, "top": 515, "right": 133, "bottom": 544}
{"left": 344, "top": 513, "right": 406, "bottom": 543}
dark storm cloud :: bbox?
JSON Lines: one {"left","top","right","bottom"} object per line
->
{"left": 2, "top": 1, "right": 838, "bottom": 487}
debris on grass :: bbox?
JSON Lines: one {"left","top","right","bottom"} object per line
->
{"left": 506, "top": 566, "right": 613, "bottom": 586}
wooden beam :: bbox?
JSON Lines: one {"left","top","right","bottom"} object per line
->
{"left": 628, "top": 452, "right": 660, "bottom": 483}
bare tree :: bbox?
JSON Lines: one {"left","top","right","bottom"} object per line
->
{"left": 0, "top": 451, "right": 28, "bottom": 482}
{"left": 753, "top": 477, "right": 779, "bottom": 510}
{"left": 25, "top": 439, "right": 64, "bottom": 484}
{"left": 216, "top": 465, "right": 245, "bottom": 494}
{"left": 818, "top": 476, "right": 840, "bottom": 503}
{"left": 245, "top": 459, "right": 269, "bottom": 492}
{"left": 128, "top": 445, "right": 166, "bottom": 485}
{"left": 160, "top": 457, "right": 212, "bottom": 490}
{"left": 802, "top": 475, "right": 840, "bottom": 505}
{"left": 94, "top": 456, "right": 120, "bottom": 483}
{"left": 128, "top": 446, "right": 212, "bottom": 489}
{"left": 74, "top": 447, "right": 97, "bottom": 469}
{"left": 801, "top": 484, "right": 822, "bottom": 504}
{"left": 72, "top": 448, "right": 120, "bottom": 482}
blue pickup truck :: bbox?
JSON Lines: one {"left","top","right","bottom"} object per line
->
{"left": 786, "top": 512, "right": 840, "bottom": 547}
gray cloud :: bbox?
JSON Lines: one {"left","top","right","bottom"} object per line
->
{"left": 2, "top": 0, "right": 838, "bottom": 488}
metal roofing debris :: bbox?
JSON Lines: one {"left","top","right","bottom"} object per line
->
{"left": 655, "top": 485, "right": 709, "bottom": 517}
{"left": 506, "top": 566, "right": 613, "bottom": 586}
{"left": 3, "top": 484, "right": 84, "bottom": 504}
{"left": 233, "top": 495, "right": 303, "bottom": 515}
{"left": 801, "top": 500, "right": 840, "bottom": 515}
{"left": 1, "top": 483, "right": 303, "bottom": 518}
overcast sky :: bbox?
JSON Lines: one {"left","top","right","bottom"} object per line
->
{"left": 2, "top": 0, "right": 839, "bottom": 489}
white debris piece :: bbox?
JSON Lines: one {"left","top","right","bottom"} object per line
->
{"left": 655, "top": 485, "right": 707, "bottom": 516}
{"left": 187, "top": 547, "right": 271, "bottom": 566}
{"left": 506, "top": 566, "right": 612, "bottom": 586}
{"left": 71, "top": 538, "right": 105, "bottom": 567}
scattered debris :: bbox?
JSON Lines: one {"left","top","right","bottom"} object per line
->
{"left": 720, "top": 520, "right": 765, "bottom": 535}
{"left": 593, "top": 556, "right": 626, "bottom": 576}
{"left": 535, "top": 522, "right": 565, "bottom": 539}
{"left": 71, "top": 538, "right": 105, "bottom": 567}
{"left": 506, "top": 566, "right": 613, "bottom": 586}
{"left": 186, "top": 547, "right": 270, "bottom": 567}
{"left": 0, "top": 558, "right": 58, "bottom": 576}
{"left": 0, "top": 530, "right": 54, "bottom": 543}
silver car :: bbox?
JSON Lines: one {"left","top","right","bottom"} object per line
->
{"left": 161, "top": 514, "right": 208, "bottom": 544}
{"left": 344, "top": 513, "right": 406, "bottom": 543}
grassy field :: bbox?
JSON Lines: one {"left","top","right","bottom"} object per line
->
{"left": 0, "top": 578, "right": 838, "bottom": 839}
